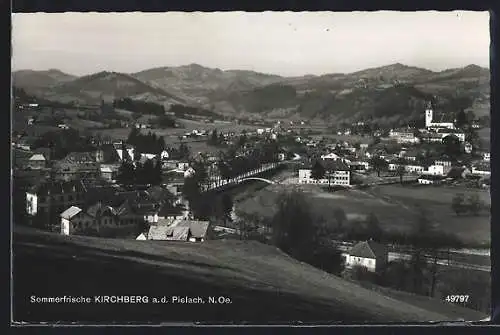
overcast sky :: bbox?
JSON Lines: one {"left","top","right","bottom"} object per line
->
{"left": 12, "top": 11, "right": 490, "bottom": 77}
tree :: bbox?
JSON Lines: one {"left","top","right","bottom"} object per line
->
{"left": 455, "top": 109, "right": 468, "bottom": 129}
{"left": 310, "top": 160, "right": 326, "bottom": 181}
{"left": 451, "top": 193, "right": 467, "bottom": 216}
{"left": 466, "top": 193, "right": 482, "bottom": 216}
{"left": 116, "top": 160, "right": 135, "bottom": 185}
{"left": 208, "top": 129, "right": 220, "bottom": 146}
{"left": 396, "top": 164, "right": 406, "bottom": 185}
{"left": 271, "top": 190, "right": 317, "bottom": 259}
{"left": 442, "top": 135, "right": 461, "bottom": 159}
{"left": 366, "top": 213, "right": 383, "bottom": 242}
{"left": 221, "top": 193, "right": 234, "bottom": 224}
{"left": 152, "top": 159, "right": 163, "bottom": 185}
{"left": 369, "top": 157, "right": 389, "bottom": 177}
{"left": 333, "top": 208, "right": 347, "bottom": 231}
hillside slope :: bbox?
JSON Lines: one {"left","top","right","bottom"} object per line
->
{"left": 21, "top": 71, "right": 187, "bottom": 106}
{"left": 13, "top": 226, "right": 486, "bottom": 323}
{"left": 12, "top": 69, "right": 77, "bottom": 89}
{"left": 132, "top": 63, "right": 284, "bottom": 104}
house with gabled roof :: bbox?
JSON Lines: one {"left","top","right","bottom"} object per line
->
{"left": 345, "top": 240, "right": 388, "bottom": 272}
{"left": 27, "top": 154, "right": 47, "bottom": 170}
{"left": 60, "top": 206, "right": 95, "bottom": 235}
{"left": 146, "top": 220, "right": 209, "bottom": 242}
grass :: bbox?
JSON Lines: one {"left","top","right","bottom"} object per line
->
{"left": 235, "top": 183, "right": 490, "bottom": 247}
{"left": 13, "top": 226, "right": 487, "bottom": 323}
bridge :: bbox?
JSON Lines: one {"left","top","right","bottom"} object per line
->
{"left": 238, "top": 177, "right": 277, "bottom": 185}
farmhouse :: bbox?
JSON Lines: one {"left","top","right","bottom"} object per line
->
{"left": 60, "top": 206, "right": 95, "bottom": 235}
{"left": 298, "top": 159, "right": 351, "bottom": 186}
{"left": 60, "top": 197, "right": 149, "bottom": 236}
{"left": 345, "top": 240, "right": 388, "bottom": 273}
{"left": 146, "top": 220, "right": 209, "bottom": 242}
{"left": 27, "top": 154, "right": 47, "bottom": 170}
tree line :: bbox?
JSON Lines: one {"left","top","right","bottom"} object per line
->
{"left": 127, "top": 128, "right": 166, "bottom": 154}
{"left": 116, "top": 158, "right": 163, "bottom": 186}
{"left": 113, "top": 98, "right": 166, "bottom": 116}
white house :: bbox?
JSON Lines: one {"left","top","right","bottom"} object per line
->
{"left": 418, "top": 175, "right": 444, "bottom": 185}
{"left": 434, "top": 160, "right": 452, "bottom": 168}
{"left": 321, "top": 152, "right": 340, "bottom": 160}
{"left": 483, "top": 152, "right": 490, "bottom": 162}
{"left": 60, "top": 206, "right": 95, "bottom": 236}
{"left": 297, "top": 159, "right": 351, "bottom": 186}
{"left": 27, "top": 154, "right": 47, "bottom": 169}
{"left": 388, "top": 129, "right": 420, "bottom": 144}
{"left": 471, "top": 163, "right": 491, "bottom": 177}
{"left": 425, "top": 164, "right": 451, "bottom": 176}
{"left": 184, "top": 167, "right": 196, "bottom": 178}
{"left": 256, "top": 129, "right": 265, "bottom": 135}
{"left": 405, "top": 164, "right": 425, "bottom": 174}
{"left": 464, "top": 142, "right": 473, "bottom": 154}
{"left": 344, "top": 240, "right": 388, "bottom": 273}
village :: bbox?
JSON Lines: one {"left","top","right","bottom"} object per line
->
{"left": 13, "top": 96, "right": 491, "bottom": 269}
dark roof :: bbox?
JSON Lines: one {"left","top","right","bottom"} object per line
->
{"left": 85, "top": 201, "right": 116, "bottom": 218}
{"left": 349, "top": 241, "right": 387, "bottom": 259}
{"left": 61, "top": 151, "right": 95, "bottom": 164}
{"left": 28, "top": 180, "right": 87, "bottom": 196}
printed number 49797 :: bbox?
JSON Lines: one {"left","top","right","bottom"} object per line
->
{"left": 445, "top": 295, "right": 469, "bottom": 303}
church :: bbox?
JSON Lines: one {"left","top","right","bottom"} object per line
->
{"left": 425, "top": 103, "right": 456, "bottom": 130}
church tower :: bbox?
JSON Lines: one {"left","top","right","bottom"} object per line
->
{"left": 425, "top": 102, "right": 433, "bottom": 128}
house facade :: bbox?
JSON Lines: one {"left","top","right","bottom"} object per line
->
{"left": 298, "top": 159, "right": 351, "bottom": 186}
{"left": 26, "top": 180, "right": 87, "bottom": 220}
{"left": 388, "top": 129, "right": 420, "bottom": 144}
{"left": 27, "top": 154, "right": 47, "bottom": 169}
{"left": 345, "top": 241, "right": 388, "bottom": 273}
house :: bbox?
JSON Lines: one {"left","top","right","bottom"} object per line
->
{"left": 388, "top": 128, "right": 420, "bottom": 144}
{"left": 100, "top": 165, "right": 116, "bottom": 181}
{"left": 298, "top": 159, "right": 351, "bottom": 186}
{"left": 418, "top": 175, "right": 444, "bottom": 185}
{"left": 53, "top": 152, "right": 101, "bottom": 181}
{"left": 401, "top": 150, "right": 418, "bottom": 162}
{"left": 27, "top": 154, "right": 47, "bottom": 169}
{"left": 434, "top": 160, "right": 452, "bottom": 168}
{"left": 345, "top": 240, "right": 388, "bottom": 272}
{"left": 425, "top": 164, "right": 451, "bottom": 176}
{"left": 146, "top": 220, "right": 209, "bottom": 242}
{"left": 26, "top": 180, "right": 87, "bottom": 220}
{"left": 464, "top": 142, "right": 473, "bottom": 154}
{"left": 471, "top": 163, "right": 491, "bottom": 177}
{"left": 321, "top": 152, "right": 340, "bottom": 160}
{"left": 420, "top": 132, "right": 445, "bottom": 143}
{"left": 60, "top": 206, "right": 94, "bottom": 235}
{"left": 483, "top": 152, "right": 490, "bottom": 162}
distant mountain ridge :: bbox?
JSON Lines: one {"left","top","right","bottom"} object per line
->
{"left": 12, "top": 63, "right": 489, "bottom": 122}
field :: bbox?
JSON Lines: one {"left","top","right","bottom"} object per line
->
{"left": 235, "top": 183, "right": 490, "bottom": 247}
{"left": 13, "top": 226, "right": 486, "bottom": 323}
